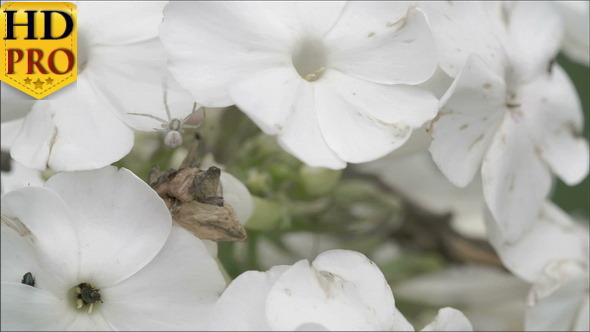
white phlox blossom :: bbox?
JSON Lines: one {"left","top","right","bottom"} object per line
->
{"left": 1, "top": 166, "right": 226, "bottom": 330}
{"left": 160, "top": 2, "right": 439, "bottom": 169}
{"left": 484, "top": 201, "right": 589, "bottom": 331}
{"left": 421, "top": 1, "right": 589, "bottom": 243}
{"left": 9, "top": 2, "right": 181, "bottom": 172}
{"left": 208, "top": 249, "right": 473, "bottom": 331}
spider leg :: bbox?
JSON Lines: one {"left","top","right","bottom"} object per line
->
{"left": 180, "top": 103, "right": 199, "bottom": 124}
{"left": 162, "top": 76, "right": 173, "bottom": 122}
{"left": 128, "top": 113, "right": 168, "bottom": 124}
{"left": 180, "top": 103, "right": 205, "bottom": 128}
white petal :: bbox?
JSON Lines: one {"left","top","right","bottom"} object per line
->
{"left": 1, "top": 118, "right": 25, "bottom": 150}
{"left": 84, "top": 39, "right": 195, "bottom": 133}
{"left": 48, "top": 80, "right": 134, "bottom": 171}
{"left": 201, "top": 239, "right": 218, "bottom": 259}
{"left": 556, "top": 1, "right": 590, "bottom": 66}
{"left": 266, "top": 250, "right": 414, "bottom": 331}
{"left": 1, "top": 283, "right": 75, "bottom": 331}
{"left": 519, "top": 65, "right": 589, "bottom": 185}
{"left": 481, "top": 115, "right": 552, "bottom": 244}
{"left": 1, "top": 187, "right": 79, "bottom": 289}
{"left": 1, "top": 223, "right": 39, "bottom": 283}
{"left": 160, "top": 2, "right": 292, "bottom": 107}
{"left": 506, "top": 2, "right": 563, "bottom": 82}
{"left": 261, "top": 2, "right": 346, "bottom": 39}
{"left": 297, "top": 323, "right": 329, "bottom": 331}
{"left": 277, "top": 83, "right": 345, "bottom": 169}
{"left": 117, "top": 72, "right": 198, "bottom": 133}
{"left": 66, "top": 312, "right": 113, "bottom": 331}
{"left": 1, "top": 83, "right": 35, "bottom": 123}
{"left": 10, "top": 106, "right": 55, "bottom": 171}
{"left": 229, "top": 66, "right": 302, "bottom": 135}
{"left": 324, "top": 70, "right": 438, "bottom": 128}
{"left": 395, "top": 266, "right": 529, "bottom": 307}
{"left": 428, "top": 54, "right": 505, "bottom": 187}
{"left": 573, "top": 295, "right": 590, "bottom": 331}
{"left": 221, "top": 172, "right": 254, "bottom": 224}
{"left": 209, "top": 265, "right": 289, "bottom": 331}
{"left": 525, "top": 260, "right": 588, "bottom": 331}
{"left": 315, "top": 71, "right": 434, "bottom": 163}
{"left": 0, "top": 223, "right": 63, "bottom": 296}
{"left": 419, "top": 2, "right": 507, "bottom": 78}
{"left": 45, "top": 167, "right": 171, "bottom": 286}
{"left": 79, "top": 2, "right": 166, "bottom": 46}
{"left": 417, "top": 66, "right": 455, "bottom": 100}
{"left": 1, "top": 160, "right": 45, "bottom": 195}
{"left": 102, "top": 226, "right": 226, "bottom": 330}
{"left": 485, "top": 201, "right": 589, "bottom": 283}
{"left": 327, "top": 5, "right": 437, "bottom": 85}
{"left": 421, "top": 307, "right": 473, "bottom": 331}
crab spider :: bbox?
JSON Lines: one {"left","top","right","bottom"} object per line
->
{"left": 128, "top": 78, "right": 202, "bottom": 149}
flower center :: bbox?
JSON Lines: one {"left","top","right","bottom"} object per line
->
{"left": 71, "top": 282, "right": 103, "bottom": 314}
{"left": 503, "top": 66, "right": 521, "bottom": 112}
{"left": 292, "top": 39, "right": 327, "bottom": 82}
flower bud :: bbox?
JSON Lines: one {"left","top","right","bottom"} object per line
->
{"left": 298, "top": 165, "right": 342, "bottom": 197}
{"left": 246, "top": 197, "right": 282, "bottom": 230}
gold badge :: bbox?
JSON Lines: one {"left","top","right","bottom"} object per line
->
{"left": 1, "top": 2, "right": 77, "bottom": 99}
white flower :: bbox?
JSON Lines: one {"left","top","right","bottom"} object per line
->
{"left": 1, "top": 166, "right": 226, "bottom": 330}
{"left": 422, "top": 1, "right": 589, "bottom": 242}
{"left": 10, "top": 2, "right": 175, "bottom": 171}
{"left": 484, "top": 201, "right": 589, "bottom": 331}
{"left": 160, "top": 2, "right": 439, "bottom": 169}
{"left": 555, "top": 1, "right": 590, "bottom": 66}
{"left": 208, "top": 249, "right": 472, "bottom": 331}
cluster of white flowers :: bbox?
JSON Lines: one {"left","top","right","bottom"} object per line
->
{"left": 1, "top": 1, "right": 588, "bottom": 331}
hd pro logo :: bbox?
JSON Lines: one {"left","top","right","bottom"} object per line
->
{"left": 1, "top": 2, "right": 77, "bottom": 99}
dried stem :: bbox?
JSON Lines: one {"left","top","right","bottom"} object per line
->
{"left": 344, "top": 170, "right": 505, "bottom": 270}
